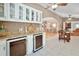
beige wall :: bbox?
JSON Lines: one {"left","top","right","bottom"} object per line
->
{"left": 1, "top": 21, "right": 40, "bottom": 33}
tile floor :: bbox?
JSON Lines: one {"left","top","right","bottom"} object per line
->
{"left": 29, "top": 34, "right": 79, "bottom": 56}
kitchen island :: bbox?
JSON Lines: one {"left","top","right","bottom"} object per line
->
{"left": 0, "top": 32, "right": 46, "bottom": 56}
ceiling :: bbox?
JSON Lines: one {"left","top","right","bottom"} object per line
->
{"left": 40, "top": 3, "right": 79, "bottom": 18}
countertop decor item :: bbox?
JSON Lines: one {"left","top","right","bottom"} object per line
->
{"left": 0, "top": 28, "right": 5, "bottom": 32}
{"left": 0, "top": 22, "right": 6, "bottom": 32}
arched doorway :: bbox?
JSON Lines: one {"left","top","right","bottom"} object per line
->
{"left": 42, "top": 17, "right": 59, "bottom": 38}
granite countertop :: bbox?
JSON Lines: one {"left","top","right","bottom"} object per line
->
{"left": 0, "top": 33, "right": 27, "bottom": 41}
{"left": 0, "top": 32, "right": 43, "bottom": 41}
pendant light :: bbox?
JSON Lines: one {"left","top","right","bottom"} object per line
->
{"left": 68, "top": 15, "right": 72, "bottom": 20}
{"left": 52, "top": 3, "right": 58, "bottom": 10}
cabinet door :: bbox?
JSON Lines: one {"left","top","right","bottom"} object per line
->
{"left": 36, "top": 12, "right": 38, "bottom": 21}
{"left": 40, "top": 13, "right": 42, "bottom": 22}
{"left": 31, "top": 10, "right": 35, "bottom": 21}
{"left": 38, "top": 12, "right": 42, "bottom": 22}
{"left": 0, "top": 3, "right": 4, "bottom": 18}
{"left": 0, "top": 41, "right": 6, "bottom": 56}
{"left": 26, "top": 8, "right": 30, "bottom": 20}
{"left": 19, "top": 5, "right": 23, "bottom": 20}
{"left": 9, "top": 3, "right": 15, "bottom": 19}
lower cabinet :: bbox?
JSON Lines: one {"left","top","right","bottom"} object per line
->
{"left": 0, "top": 40, "right": 6, "bottom": 56}
{"left": 0, "top": 32, "right": 45, "bottom": 56}
{"left": 0, "top": 35, "right": 34, "bottom": 56}
{"left": 27, "top": 32, "right": 46, "bottom": 55}
{"left": 42, "top": 32, "right": 46, "bottom": 47}
{"left": 27, "top": 35, "right": 33, "bottom": 55}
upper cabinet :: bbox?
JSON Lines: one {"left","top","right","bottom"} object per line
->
{"left": 0, "top": 3, "right": 7, "bottom": 19}
{"left": 35, "top": 10, "right": 42, "bottom": 22}
{"left": 9, "top": 3, "right": 15, "bottom": 19}
{"left": 36, "top": 12, "right": 38, "bottom": 21}
{"left": 26, "top": 8, "right": 30, "bottom": 20}
{"left": 19, "top": 5, "right": 23, "bottom": 20}
{"left": 0, "top": 3, "right": 42, "bottom": 23}
{"left": 0, "top": 3, "right": 4, "bottom": 17}
{"left": 31, "top": 10, "right": 35, "bottom": 21}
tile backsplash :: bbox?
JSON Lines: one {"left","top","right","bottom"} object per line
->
{"left": 0, "top": 21, "right": 41, "bottom": 34}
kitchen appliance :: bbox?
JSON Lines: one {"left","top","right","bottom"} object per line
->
{"left": 7, "top": 36, "right": 27, "bottom": 56}
{"left": 33, "top": 33, "right": 43, "bottom": 52}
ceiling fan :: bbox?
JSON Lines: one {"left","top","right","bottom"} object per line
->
{"left": 45, "top": 3, "right": 68, "bottom": 10}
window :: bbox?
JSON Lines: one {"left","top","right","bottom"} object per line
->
{"left": 76, "top": 24, "right": 79, "bottom": 28}
{"left": 26, "top": 8, "right": 29, "bottom": 20}
{"left": 0, "top": 3, "right": 4, "bottom": 17}
{"left": 10, "top": 3, "right": 15, "bottom": 18}
{"left": 19, "top": 6, "right": 23, "bottom": 20}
